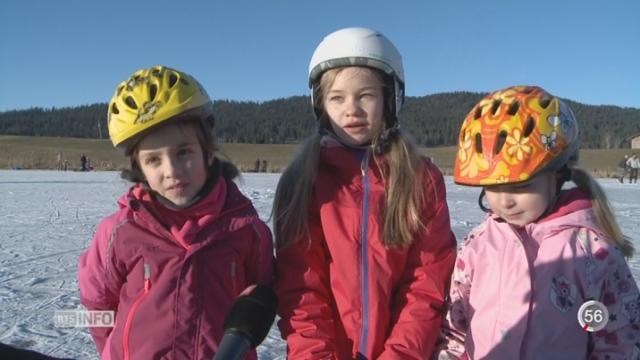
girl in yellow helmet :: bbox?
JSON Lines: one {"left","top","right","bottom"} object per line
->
{"left": 436, "top": 85, "right": 639, "bottom": 359}
{"left": 78, "top": 66, "right": 274, "bottom": 359}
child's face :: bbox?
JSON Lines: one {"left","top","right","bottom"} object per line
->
{"left": 136, "top": 123, "right": 212, "bottom": 206}
{"left": 322, "top": 67, "right": 384, "bottom": 146}
{"left": 484, "top": 172, "right": 557, "bottom": 227}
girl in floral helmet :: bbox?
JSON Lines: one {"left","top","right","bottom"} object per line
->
{"left": 273, "top": 27, "right": 456, "bottom": 359}
{"left": 78, "top": 66, "right": 273, "bottom": 359}
{"left": 436, "top": 85, "right": 639, "bottom": 359}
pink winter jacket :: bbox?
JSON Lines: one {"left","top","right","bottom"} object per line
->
{"left": 78, "top": 176, "right": 274, "bottom": 360}
{"left": 436, "top": 189, "right": 640, "bottom": 359}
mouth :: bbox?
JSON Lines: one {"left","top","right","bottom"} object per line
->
{"left": 167, "top": 183, "right": 188, "bottom": 191}
{"left": 503, "top": 212, "right": 523, "bottom": 219}
{"left": 345, "top": 123, "right": 367, "bottom": 130}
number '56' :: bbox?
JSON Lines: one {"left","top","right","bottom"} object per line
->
{"left": 583, "top": 309, "right": 604, "bottom": 323}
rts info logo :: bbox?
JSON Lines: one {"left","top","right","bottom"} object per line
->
{"left": 54, "top": 310, "right": 115, "bottom": 328}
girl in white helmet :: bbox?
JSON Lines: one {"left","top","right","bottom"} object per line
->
{"left": 273, "top": 27, "right": 457, "bottom": 359}
{"left": 78, "top": 66, "right": 274, "bottom": 360}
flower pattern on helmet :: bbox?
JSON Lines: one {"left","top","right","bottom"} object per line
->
{"left": 454, "top": 86, "right": 579, "bottom": 186}
{"left": 506, "top": 128, "right": 532, "bottom": 161}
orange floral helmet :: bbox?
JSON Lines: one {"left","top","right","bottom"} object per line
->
{"left": 453, "top": 86, "right": 579, "bottom": 186}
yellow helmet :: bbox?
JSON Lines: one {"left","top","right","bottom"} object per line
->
{"left": 107, "top": 65, "right": 213, "bottom": 147}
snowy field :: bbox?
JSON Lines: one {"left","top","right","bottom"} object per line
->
{"left": 0, "top": 170, "right": 638, "bottom": 359}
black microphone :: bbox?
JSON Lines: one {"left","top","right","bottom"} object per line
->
{"left": 213, "top": 285, "right": 277, "bottom": 360}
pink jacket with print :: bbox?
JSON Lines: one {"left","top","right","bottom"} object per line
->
{"left": 436, "top": 190, "right": 640, "bottom": 359}
{"left": 78, "top": 178, "right": 274, "bottom": 360}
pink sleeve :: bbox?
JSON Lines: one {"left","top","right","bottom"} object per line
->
{"left": 587, "top": 230, "right": 640, "bottom": 358}
{"left": 379, "top": 163, "right": 457, "bottom": 359}
{"left": 78, "top": 217, "right": 124, "bottom": 354}
{"left": 433, "top": 240, "right": 473, "bottom": 360}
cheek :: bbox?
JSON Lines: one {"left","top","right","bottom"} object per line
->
{"left": 528, "top": 193, "right": 552, "bottom": 217}
{"left": 484, "top": 192, "right": 500, "bottom": 210}
{"left": 324, "top": 106, "right": 342, "bottom": 124}
{"left": 368, "top": 102, "right": 384, "bottom": 125}
{"left": 327, "top": 117, "right": 342, "bottom": 133}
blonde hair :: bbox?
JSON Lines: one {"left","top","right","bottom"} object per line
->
{"left": 273, "top": 67, "right": 427, "bottom": 250}
{"left": 570, "top": 167, "right": 634, "bottom": 258}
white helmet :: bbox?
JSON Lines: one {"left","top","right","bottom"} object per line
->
{"left": 308, "top": 27, "right": 405, "bottom": 119}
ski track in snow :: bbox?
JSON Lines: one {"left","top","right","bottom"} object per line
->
{"left": 0, "top": 170, "right": 638, "bottom": 359}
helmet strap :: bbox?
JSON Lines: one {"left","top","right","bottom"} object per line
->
{"left": 478, "top": 188, "right": 491, "bottom": 213}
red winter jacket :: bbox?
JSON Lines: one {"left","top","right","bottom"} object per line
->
{"left": 78, "top": 176, "right": 273, "bottom": 360}
{"left": 275, "top": 138, "right": 457, "bottom": 359}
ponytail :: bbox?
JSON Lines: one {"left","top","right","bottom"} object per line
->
{"left": 570, "top": 167, "right": 634, "bottom": 258}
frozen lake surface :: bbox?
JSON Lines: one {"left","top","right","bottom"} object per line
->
{"left": 1, "top": 170, "right": 638, "bottom": 359}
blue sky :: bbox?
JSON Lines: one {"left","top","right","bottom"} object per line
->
{"left": 1, "top": 0, "right": 639, "bottom": 111}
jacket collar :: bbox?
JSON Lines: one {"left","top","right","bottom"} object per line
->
{"left": 488, "top": 188, "right": 600, "bottom": 241}
{"left": 319, "top": 135, "right": 385, "bottom": 184}
{"left": 117, "top": 176, "right": 256, "bottom": 247}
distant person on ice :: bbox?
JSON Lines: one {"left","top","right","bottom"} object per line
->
{"left": 80, "top": 153, "right": 87, "bottom": 171}
{"left": 628, "top": 153, "right": 639, "bottom": 184}
{"left": 272, "top": 27, "right": 456, "bottom": 358}
{"left": 56, "top": 151, "right": 63, "bottom": 171}
{"left": 78, "top": 66, "right": 274, "bottom": 359}
{"left": 617, "top": 154, "right": 629, "bottom": 183}
{"left": 436, "top": 86, "right": 639, "bottom": 359}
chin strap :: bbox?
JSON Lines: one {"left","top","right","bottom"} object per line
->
{"left": 478, "top": 188, "right": 490, "bottom": 213}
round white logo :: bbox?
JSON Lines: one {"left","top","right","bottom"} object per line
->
{"left": 577, "top": 300, "right": 609, "bottom": 332}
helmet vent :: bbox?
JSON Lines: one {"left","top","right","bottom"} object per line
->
{"left": 179, "top": 78, "right": 189, "bottom": 86}
{"left": 117, "top": 85, "right": 124, "bottom": 96}
{"left": 523, "top": 116, "right": 535, "bottom": 138}
{"left": 475, "top": 133, "right": 483, "bottom": 154}
{"left": 111, "top": 103, "right": 119, "bottom": 115}
{"left": 507, "top": 101, "right": 520, "bottom": 116}
{"left": 168, "top": 73, "right": 178, "bottom": 88}
{"left": 491, "top": 99, "right": 502, "bottom": 115}
{"left": 149, "top": 84, "right": 158, "bottom": 101}
{"left": 125, "top": 96, "right": 138, "bottom": 110}
{"left": 474, "top": 106, "right": 482, "bottom": 120}
{"left": 539, "top": 96, "right": 552, "bottom": 109}
{"left": 151, "top": 68, "right": 161, "bottom": 77}
{"left": 461, "top": 128, "right": 468, "bottom": 142}
{"left": 495, "top": 131, "right": 508, "bottom": 154}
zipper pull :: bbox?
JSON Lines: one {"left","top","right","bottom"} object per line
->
{"left": 361, "top": 148, "right": 371, "bottom": 176}
{"left": 144, "top": 263, "right": 152, "bottom": 292}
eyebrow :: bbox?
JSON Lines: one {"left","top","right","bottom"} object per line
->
{"left": 139, "top": 142, "right": 196, "bottom": 156}
{"left": 327, "top": 86, "right": 379, "bottom": 93}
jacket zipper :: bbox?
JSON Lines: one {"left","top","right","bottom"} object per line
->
{"left": 359, "top": 150, "right": 371, "bottom": 358}
{"left": 123, "top": 262, "right": 152, "bottom": 360}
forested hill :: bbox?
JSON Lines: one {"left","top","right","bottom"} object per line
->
{"left": 1, "top": 92, "right": 639, "bottom": 149}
